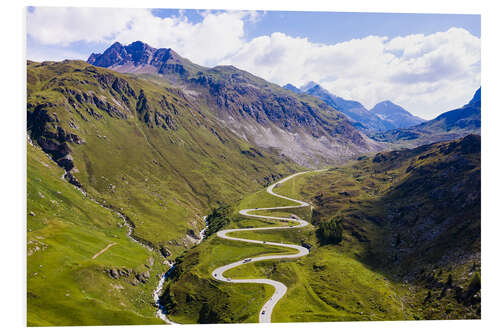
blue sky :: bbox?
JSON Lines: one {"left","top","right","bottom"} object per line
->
{"left": 154, "top": 9, "right": 481, "bottom": 43}
{"left": 26, "top": 8, "right": 480, "bottom": 119}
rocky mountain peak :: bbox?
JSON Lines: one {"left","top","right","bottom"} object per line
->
{"left": 371, "top": 100, "right": 410, "bottom": 115}
{"left": 468, "top": 87, "right": 481, "bottom": 106}
{"left": 87, "top": 40, "right": 189, "bottom": 75}
{"left": 377, "top": 100, "right": 393, "bottom": 107}
{"left": 124, "top": 41, "right": 155, "bottom": 63}
{"left": 370, "top": 100, "right": 424, "bottom": 128}
{"left": 87, "top": 42, "right": 127, "bottom": 67}
{"left": 300, "top": 81, "right": 321, "bottom": 92}
{"left": 304, "top": 83, "right": 331, "bottom": 95}
{"left": 109, "top": 41, "right": 124, "bottom": 49}
{"left": 126, "top": 40, "right": 149, "bottom": 50}
{"left": 283, "top": 83, "right": 301, "bottom": 94}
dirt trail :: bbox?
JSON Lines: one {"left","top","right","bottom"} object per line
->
{"left": 92, "top": 243, "right": 116, "bottom": 259}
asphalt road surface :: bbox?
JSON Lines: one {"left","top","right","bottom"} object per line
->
{"left": 211, "top": 170, "right": 324, "bottom": 323}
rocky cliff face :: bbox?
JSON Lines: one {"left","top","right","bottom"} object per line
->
{"left": 88, "top": 42, "right": 383, "bottom": 166}
{"left": 27, "top": 100, "right": 85, "bottom": 186}
{"left": 195, "top": 69, "right": 375, "bottom": 166}
{"left": 88, "top": 41, "right": 204, "bottom": 76}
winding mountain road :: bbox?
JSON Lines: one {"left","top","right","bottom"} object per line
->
{"left": 211, "top": 170, "right": 323, "bottom": 323}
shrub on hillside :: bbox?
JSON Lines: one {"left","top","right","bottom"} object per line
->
{"left": 204, "top": 205, "right": 231, "bottom": 238}
{"left": 318, "top": 216, "right": 343, "bottom": 245}
{"left": 463, "top": 272, "right": 481, "bottom": 305}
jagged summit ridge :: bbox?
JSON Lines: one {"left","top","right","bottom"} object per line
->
{"left": 87, "top": 41, "right": 198, "bottom": 75}
{"left": 284, "top": 81, "right": 425, "bottom": 132}
{"left": 283, "top": 83, "right": 301, "bottom": 94}
{"left": 370, "top": 87, "right": 481, "bottom": 145}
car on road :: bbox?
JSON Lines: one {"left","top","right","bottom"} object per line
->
{"left": 261, "top": 311, "right": 265, "bottom": 315}
{"left": 243, "top": 258, "right": 252, "bottom": 263}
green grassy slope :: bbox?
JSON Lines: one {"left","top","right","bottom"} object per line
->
{"left": 157, "top": 188, "right": 307, "bottom": 324}
{"left": 27, "top": 143, "right": 165, "bottom": 326}
{"left": 274, "top": 135, "right": 481, "bottom": 319}
{"left": 27, "top": 60, "right": 302, "bottom": 325}
{"left": 226, "top": 247, "right": 406, "bottom": 322}
{"left": 27, "top": 60, "right": 299, "bottom": 257}
{"left": 163, "top": 173, "right": 406, "bottom": 323}
{"left": 165, "top": 135, "right": 480, "bottom": 323}
{"left": 159, "top": 234, "right": 295, "bottom": 323}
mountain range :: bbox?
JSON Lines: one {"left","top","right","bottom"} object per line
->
{"left": 27, "top": 42, "right": 388, "bottom": 324}
{"left": 371, "top": 88, "right": 481, "bottom": 146}
{"left": 88, "top": 41, "right": 382, "bottom": 167}
{"left": 27, "top": 40, "right": 481, "bottom": 325}
{"left": 370, "top": 100, "right": 425, "bottom": 129}
{"left": 284, "top": 82, "right": 425, "bottom": 132}
{"left": 27, "top": 57, "right": 301, "bottom": 325}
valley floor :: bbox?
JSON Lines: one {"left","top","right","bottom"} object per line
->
{"left": 27, "top": 135, "right": 480, "bottom": 325}
{"left": 161, "top": 137, "right": 481, "bottom": 323}
{"left": 161, "top": 170, "right": 409, "bottom": 323}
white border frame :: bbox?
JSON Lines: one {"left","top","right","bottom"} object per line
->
{"left": 2, "top": 1, "right": 498, "bottom": 332}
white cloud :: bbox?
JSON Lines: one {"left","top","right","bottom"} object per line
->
{"left": 27, "top": 7, "right": 149, "bottom": 45}
{"left": 27, "top": 7, "right": 480, "bottom": 119}
{"left": 113, "top": 10, "right": 251, "bottom": 65}
{"left": 222, "top": 28, "right": 480, "bottom": 119}
{"left": 26, "top": 45, "right": 88, "bottom": 62}
{"left": 27, "top": 8, "right": 252, "bottom": 66}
